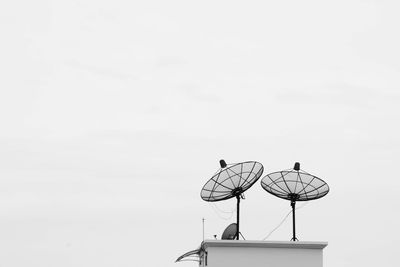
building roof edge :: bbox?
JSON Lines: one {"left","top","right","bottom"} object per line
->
{"left": 202, "top": 240, "right": 328, "bottom": 250}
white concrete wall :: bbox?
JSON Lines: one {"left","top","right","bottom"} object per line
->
{"left": 200, "top": 240, "right": 327, "bottom": 267}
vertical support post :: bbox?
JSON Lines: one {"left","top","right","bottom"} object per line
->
{"left": 236, "top": 195, "right": 240, "bottom": 240}
{"left": 291, "top": 200, "right": 298, "bottom": 241}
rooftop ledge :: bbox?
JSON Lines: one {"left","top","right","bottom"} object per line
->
{"left": 202, "top": 240, "right": 328, "bottom": 250}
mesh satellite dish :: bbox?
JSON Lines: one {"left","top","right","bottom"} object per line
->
{"left": 201, "top": 159, "right": 264, "bottom": 240}
{"left": 221, "top": 223, "right": 238, "bottom": 240}
{"left": 261, "top": 162, "right": 329, "bottom": 241}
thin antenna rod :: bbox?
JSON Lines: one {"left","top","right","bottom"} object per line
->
{"left": 202, "top": 218, "right": 205, "bottom": 241}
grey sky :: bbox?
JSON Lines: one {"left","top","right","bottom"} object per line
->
{"left": 1, "top": 1, "right": 400, "bottom": 266}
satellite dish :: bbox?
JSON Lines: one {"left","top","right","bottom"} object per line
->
{"left": 221, "top": 223, "right": 237, "bottom": 240}
{"left": 201, "top": 159, "right": 264, "bottom": 240}
{"left": 261, "top": 162, "right": 329, "bottom": 241}
{"left": 175, "top": 248, "right": 202, "bottom": 263}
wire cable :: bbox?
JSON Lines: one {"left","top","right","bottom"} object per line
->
{"left": 262, "top": 209, "right": 292, "bottom": 240}
{"left": 262, "top": 202, "right": 308, "bottom": 240}
{"left": 209, "top": 203, "right": 236, "bottom": 220}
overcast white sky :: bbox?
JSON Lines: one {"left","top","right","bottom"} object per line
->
{"left": 1, "top": 0, "right": 400, "bottom": 266}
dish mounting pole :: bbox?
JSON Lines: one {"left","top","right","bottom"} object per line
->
{"left": 291, "top": 200, "right": 296, "bottom": 241}
{"left": 236, "top": 194, "right": 240, "bottom": 240}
